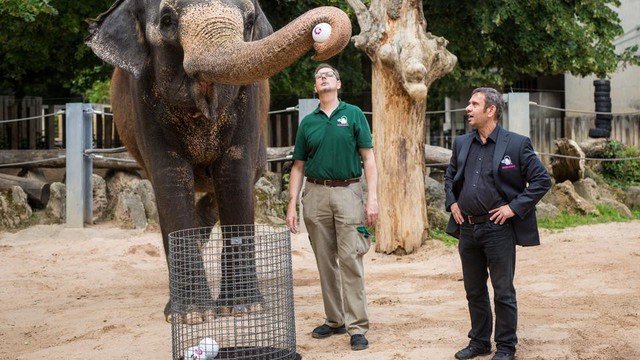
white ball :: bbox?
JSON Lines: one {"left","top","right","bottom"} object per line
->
{"left": 199, "top": 337, "right": 219, "bottom": 358}
{"left": 183, "top": 345, "right": 204, "bottom": 359}
{"left": 312, "top": 22, "right": 332, "bottom": 43}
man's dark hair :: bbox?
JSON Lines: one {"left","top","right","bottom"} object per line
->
{"left": 472, "top": 87, "right": 503, "bottom": 120}
{"left": 314, "top": 63, "right": 340, "bottom": 81}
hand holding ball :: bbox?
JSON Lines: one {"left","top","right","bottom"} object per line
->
{"left": 312, "top": 23, "right": 332, "bottom": 43}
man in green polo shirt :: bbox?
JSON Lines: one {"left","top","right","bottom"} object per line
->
{"left": 286, "top": 63, "right": 378, "bottom": 351}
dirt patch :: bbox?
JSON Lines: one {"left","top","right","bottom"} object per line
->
{"left": 0, "top": 221, "right": 638, "bottom": 359}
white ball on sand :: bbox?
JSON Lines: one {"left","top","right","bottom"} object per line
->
{"left": 312, "top": 22, "right": 332, "bottom": 43}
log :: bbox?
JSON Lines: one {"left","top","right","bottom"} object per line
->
{"left": 550, "top": 138, "right": 585, "bottom": 183}
{"left": 0, "top": 148, "right": 297, "bottom": 171}
{"left": 578, "top": 138, "right": 611, "bottom": 158}
{"left": 424, "top": 145, "right": 452, "bottom": 170}
{"left": 0, "top": 149, "right": 140, "bottom": 170}
{"left": 0, "top": 173, "right": 50, "bottom": 208}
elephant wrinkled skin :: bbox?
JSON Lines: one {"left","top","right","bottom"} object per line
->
{"left": 86, "top": 0, "right": 351, "bottom": 323}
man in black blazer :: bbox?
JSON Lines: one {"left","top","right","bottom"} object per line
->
{"left": 444, "top": 88, "right": 551, "bottom": 360}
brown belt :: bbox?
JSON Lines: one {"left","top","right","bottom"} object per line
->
{"left": 306, "top": 177, "right": 360, "bottom": 187}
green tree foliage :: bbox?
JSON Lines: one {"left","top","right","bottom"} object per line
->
{"left": 425, "top": 0, "right": 639, "bottom": 101}
{"left": 0, "top": 0, "right": 57, "bottom": 21}
{"left": 0, "top": 0, "right": 113, "bottom": 99}
{"left": 602, "top": 141, "right": 640, "bottom": 186}
{"left": 1, "top": 0, "right": 636, "bottom": 108}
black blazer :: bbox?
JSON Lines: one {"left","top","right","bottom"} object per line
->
{"left": 444, "top": 126, "right": 552, "bottom": 246}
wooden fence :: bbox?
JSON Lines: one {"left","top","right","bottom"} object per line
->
{"left": 531, "top": 115, "right": 640, "bottom": 164}
{"left": 2, "top": 96, "right": 639, "bottom": 169}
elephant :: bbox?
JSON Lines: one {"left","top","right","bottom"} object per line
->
{"left": 85, "top": 0, "right": 351, "bottom": 323}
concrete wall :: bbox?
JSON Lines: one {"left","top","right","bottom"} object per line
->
{"left": 564, "top": 0, "right": 640, "bottom": 116}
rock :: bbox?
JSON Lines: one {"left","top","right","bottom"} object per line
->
{"left": 114, "top": 191, "right": 147, "bottom": 229}
{"left": 536, "top": 201, "right": 560, "bottom": 221}
{"left": 92, "top": 174, "right": 108, "bottom": 222}
{"left": 427, "top": 206, "right": 449, "bottom": 231}
{"left": 106, "top": 171, "right": 143, "bottom": 202}
{"left": 0, "top": 186, "right": 32, "bottom": 229}
{"left": 597, "top": 198, "right": 633, "bottom": 218}
{"left": 45, "top": 182, "right": 66, "bottom": 222}
{"left": 544, "top": 180, "right": 599, "bottom": 216}
{"left": 623, "top": 186, "right": 640, "bottom": 210}
{"left": 425, "top": 176, "right": 445, "bottom": 210}
{"left": 135, "top": 180, "right": 158, "bottom": 224}
{"left": 254, "top": 176, "right": 286, "bottom": 225}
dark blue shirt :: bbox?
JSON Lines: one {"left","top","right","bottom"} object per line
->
{"left": 457, "top": 126, "right": 507, "bottom": 216}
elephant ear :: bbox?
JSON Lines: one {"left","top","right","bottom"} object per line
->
{"left": 85, "top": 0, "right": 148, "bottom": 78}
{"left": 252, "top": 0, "right": 274, "bottom": 40}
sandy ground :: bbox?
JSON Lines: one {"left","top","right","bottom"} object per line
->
{"left": 0, "top": 221, "right": 639, "bottom": 360}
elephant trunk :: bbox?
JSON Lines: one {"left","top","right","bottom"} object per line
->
{"left": 181, "top": 6, "right": 352, "bottom": 85}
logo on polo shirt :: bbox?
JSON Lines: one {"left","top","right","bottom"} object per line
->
{"left": 337, "top": 116, "right": 349, "bottom": 127}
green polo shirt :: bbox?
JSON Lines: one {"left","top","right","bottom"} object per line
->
{"left": 292, "top": 101, "right": 373, "bottom": 180}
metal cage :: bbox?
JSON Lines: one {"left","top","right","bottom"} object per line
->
{"left": 169, "top": 225, "right": 299, "bottom": 359}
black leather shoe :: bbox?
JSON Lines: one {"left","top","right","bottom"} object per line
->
{"left": 312, "top": 324, "right": 347, "bottom": 339}
{"left": 492, "top": 351, "right": 515, "bottom": 360}
{"left": 350, "top": 334, "right": 369, "bottom": 350}
{"left": 454, "top": 345, "right": 492, "bottom": 359}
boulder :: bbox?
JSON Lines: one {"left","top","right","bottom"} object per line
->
{"left": 92, "top": 174, "right": 108, "bottom": 222}
{"left": 544, "top": 180, "right": 599, "bottom": 216}
{"left": 113, "top": 191, "right": 147, "bottom": 229}
{"left": 623, "top": 186, "right": 640, "bottom": 210}
{"left": 425, "top": 175, "right": 445, "bottom": 210}
{"left": 45, "top": 182, "right": 66, "bottom": 222}
{"left": 427, "top": 206, "right": 449, "bottom": 231}
{"left": 597, "top": 198, "right": 633, "bottom": 218}
{"left": 536, "top": 201, "right": 560, "bottom": 221}
{"left": 0, "top": 186, "right": 32, "bottom": 229}
{"left": 254, "top": 176, "right": 286, "bottom": 225}
{"left": 136, "top": 180, "right": 158, "bottom": 224}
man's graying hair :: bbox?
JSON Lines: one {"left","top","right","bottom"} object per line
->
{"left": 314, "top": 63, "right": 340, "bottom": 80}
{"left": 472, "top": 87, "right": 503, "bottom": 120}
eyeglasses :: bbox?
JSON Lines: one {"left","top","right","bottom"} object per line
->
{"left": 314, "top": 71, "right": 337, "bottom": 79}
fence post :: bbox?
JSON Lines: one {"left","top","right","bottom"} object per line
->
{"left": 504, "top": 93, "right": 530, "bottom": 137}
{"left": 65, "top": 103, "right": 93, "bottom": 228}
{"left": 295, "top": 99, "right": 320, "bottom": 233}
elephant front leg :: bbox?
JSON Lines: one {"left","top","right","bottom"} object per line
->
{"left": 150, "top": 160, "right": 215, "bottom": 324}
{"left": 213, "top": 161, "right": 262, "bottom": 314}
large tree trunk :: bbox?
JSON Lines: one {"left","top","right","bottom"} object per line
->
{"left": 347, "top": 0, "right": 456, "bottom": 254}
{"left": 372, "top": 67, "right": 428, "bottom": 253}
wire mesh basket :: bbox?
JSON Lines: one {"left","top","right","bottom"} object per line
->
{"left": 168, "top": 224, "right": 299, "bottom": 359}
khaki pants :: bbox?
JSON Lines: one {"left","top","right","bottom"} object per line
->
{"left": 302, "top": 181, "right": 370, "bottom": 335}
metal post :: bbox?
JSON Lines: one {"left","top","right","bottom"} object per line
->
{"left": 504, "top": 93, "right": 530, "bottom": 137}
{"left": 295, "top": 99, "right": 320, "bottom": 233}
{"left": 65, "top": 103, "right": 93, "bottom": 227}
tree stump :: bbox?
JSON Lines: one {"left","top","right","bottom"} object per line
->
{"left": 551, "top": 138, "right": 585, "bottom": 183}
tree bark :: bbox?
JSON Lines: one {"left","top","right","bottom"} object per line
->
{"left": 346, "top": 0, "right": 456, "bottom": 254}
{"left": 550, "top": 138, "right": 585, "bottom": 183}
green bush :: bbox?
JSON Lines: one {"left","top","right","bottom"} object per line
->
{"left": 601, "top": 141, "right": 640, "bottom": 187}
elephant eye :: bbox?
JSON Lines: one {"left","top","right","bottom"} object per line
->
{"left": 160, "top": 13, "right": 173, "bottom": 29}
{"left": 244, "top": 12, "right": 255, "bottom": 40}
{"left": 159, "top": 9, "right": 178, "bottom": 39}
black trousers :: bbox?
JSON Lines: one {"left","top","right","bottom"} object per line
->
{"left": 459, "top": 221, "right": 517, "bottom": 353}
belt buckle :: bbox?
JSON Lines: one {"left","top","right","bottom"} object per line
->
{"left": 467, "top": 215, "right": 474, "bottom": 224}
